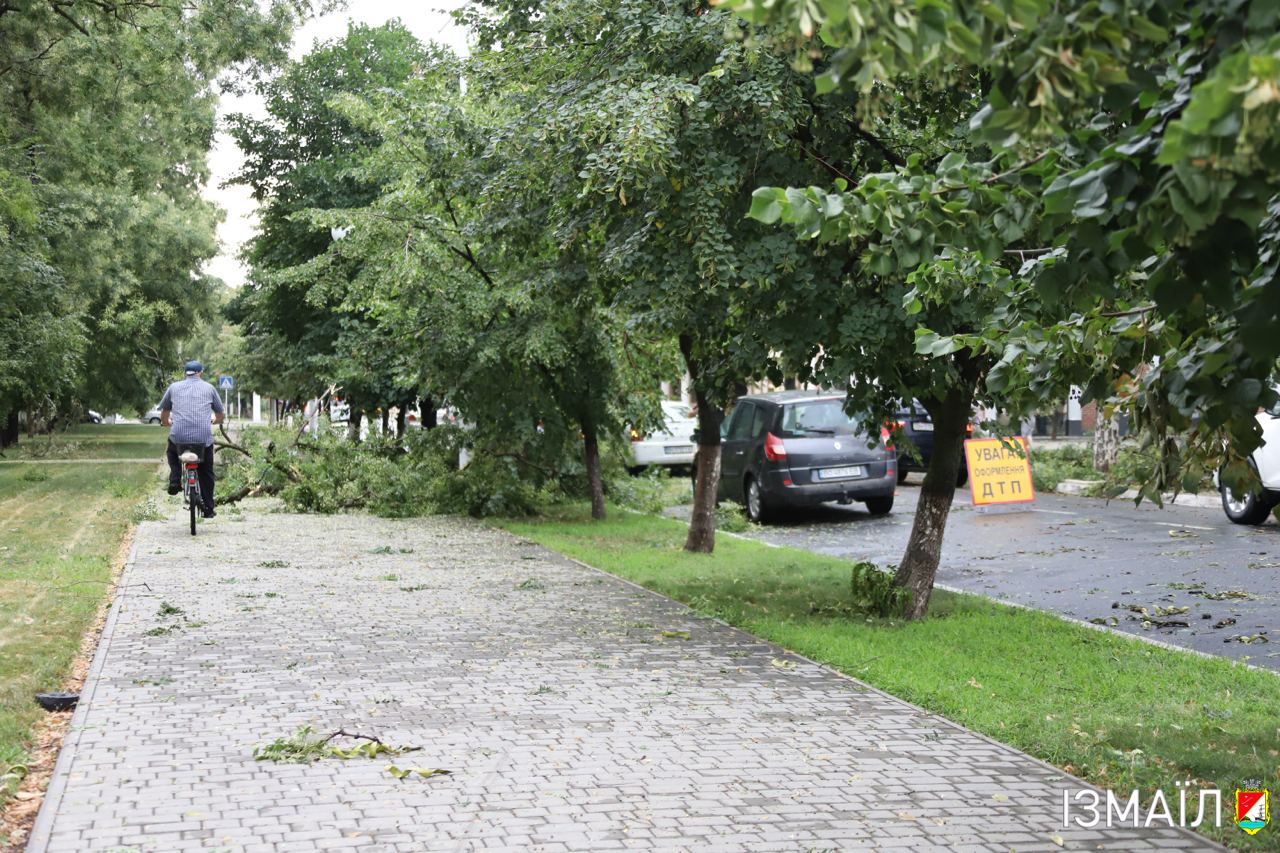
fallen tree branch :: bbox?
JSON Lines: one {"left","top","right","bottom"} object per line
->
{"left": 215, "top": 422, "right": 252, "bottom": 457}
{"left": 319, "top": 730, "right": 399, "bottom": 747}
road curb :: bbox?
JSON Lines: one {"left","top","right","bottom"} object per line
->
{"left": 1054, "top": 479, "right": 1225, "bottom": 510}
{"left": 25, "top": 532, "right": 143, "bottom": 852}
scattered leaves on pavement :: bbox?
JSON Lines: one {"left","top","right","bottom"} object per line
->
{"left": 252, "top": 727, "right": 421, "bottom": 764}
{"left": 385, "top": 765, "right": 450, "bottom": 780}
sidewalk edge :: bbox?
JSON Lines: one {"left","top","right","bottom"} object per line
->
{"left": 24, "top": 533, "right": 142, "bottom": 852}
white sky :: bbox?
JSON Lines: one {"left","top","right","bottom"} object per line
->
{"left": 204, "top": 1, "right": 470, "bottom": 287}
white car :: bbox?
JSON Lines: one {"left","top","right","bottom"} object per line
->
{"left": 630, "top": 400, "right": 697, "bottom": 470}
{"left": 1219, "top": 396, "right": 1280, "bottom": 524}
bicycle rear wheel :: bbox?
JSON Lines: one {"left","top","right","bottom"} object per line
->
{"left": 190, "top": 498, "right": 197, "bottom": 536}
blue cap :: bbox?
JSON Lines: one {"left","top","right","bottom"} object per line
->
{"left": 184, "top": 360, "right": 204, "bottom": 375}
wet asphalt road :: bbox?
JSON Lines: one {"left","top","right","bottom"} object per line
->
{"left": 671, "top": 483, "right": 1280, "bottom": 670}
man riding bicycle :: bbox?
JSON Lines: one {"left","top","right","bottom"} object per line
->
{"left": 160, "top": 360, "right": 225, "bottom": 518}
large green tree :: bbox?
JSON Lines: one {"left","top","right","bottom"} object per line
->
{"left": 458, "top": 0, "right": 897, "bottom": 549}
{"left": 730, "top": 0, "right": 1280, "bottom": 616}
{"left": 226, "top": 21, "right": 431, "bottom": 416}
{"left": 286, "top": 46, "right": 673, "bottom": 517}
{"left": 0, "top": 0, "right": 316, "bottom": 440}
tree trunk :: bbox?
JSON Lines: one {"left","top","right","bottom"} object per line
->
{"left": 347, "top": 410, "right": 363, "bottom": 443}
{"left": 395, "top": 405, "right": 406, "bottom": 438}
{"left": 687, "top": 433, "right": 721, "bottom": 552}
{"left": 0, "top": 409, "right": 18, "bottom": 450}
{"left": 422, "top": 397, "right": 437, "bottom": 430}
{"left": 893, "top": 391, "right": 970, "bottom": 619}
{"left": 679, "top": 333, "right": 722, "bottom": 553}
{"left": 380, "top": 409, "right": 389, "bottom": 435}
{"left": 583, "top": 424, "right": 605, "bottom": 520}
{"left": 1093, "top": 413, "right": 1120, "bottom": 472}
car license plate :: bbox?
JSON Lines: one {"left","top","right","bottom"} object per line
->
{"left": 912, "top": 422, "right": 933, "bottom": 431}
{"left": 664, "top": 445, "right": 693, "bottom": 455}
{"left": 818, "top": 465, "right": 865, "bottom": 480}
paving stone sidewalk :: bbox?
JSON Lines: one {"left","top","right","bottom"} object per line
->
{"left": 29, "top": 506, "right": 1221, "bottom": 852}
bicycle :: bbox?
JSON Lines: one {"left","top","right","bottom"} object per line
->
{"left": 177, "top": 445, "right": 203, "bottom": 536}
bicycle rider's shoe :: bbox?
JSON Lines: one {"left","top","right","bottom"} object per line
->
{"left": 167, "top": 482, "right": 181, "bottom": 495}
{"left": 202, "top": 506, "right": 217, "bottom": 519}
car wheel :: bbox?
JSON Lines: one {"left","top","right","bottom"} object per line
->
{"left": 744, "top": 476, "right": 771, "bottom": 524}
{"left": 148, "top": 417, "right": 160, "bottom": 425}
{"left": 1221, "top": 482, "right": 1273, "bottom": 525}
{"left": 627, "top": 465, "right": 647, "bottom": 476}
{"left": 864, "top": 495, "right": 894, "bottom": 516}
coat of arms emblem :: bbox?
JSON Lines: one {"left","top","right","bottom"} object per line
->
{"left": 1236, "top": 789, "right": 1269, "bottom": 835}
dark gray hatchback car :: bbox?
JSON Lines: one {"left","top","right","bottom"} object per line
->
{"left": 712, "top": 391, "right": 897, "bottom": 522}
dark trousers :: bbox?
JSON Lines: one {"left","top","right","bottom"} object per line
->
{"left": 167, "top": 440, "right": 215, "bottom": 511}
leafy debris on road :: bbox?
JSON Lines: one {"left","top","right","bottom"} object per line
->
{"left": 1200, "top": 589, "right": 1253, "bottom": 601}
{"left": 253, "top": 727, "right": 422, "bottom": 764}
{"left": 386, "top": 765, "right": 450, "bottom": 780}
{"left": 1224, "top": 632, "right": 1269, "bottom": 645}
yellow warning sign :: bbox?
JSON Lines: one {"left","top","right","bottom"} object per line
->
{"left": 964, "top": 437, "right": 1035, "bottom": 506}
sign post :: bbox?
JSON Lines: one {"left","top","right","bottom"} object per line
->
{"left": 963, "top": 436, "right": 1035, "bottom": 512}
{"left": 218, "top": 376, "right": 233, "bottom": 420}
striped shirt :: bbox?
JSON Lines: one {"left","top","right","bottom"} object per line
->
{"left": 158, "top": 377, "right": 224, "bottom": 447}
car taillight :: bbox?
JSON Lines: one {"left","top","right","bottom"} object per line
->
{"left": 881, "top": 420, "right": 904, "bottom": 451}
{"left": 764, "top": 432, "right": 787, "bottom": 462}
{"left": 965, "top": 422, "right": 974, "bottom": 436}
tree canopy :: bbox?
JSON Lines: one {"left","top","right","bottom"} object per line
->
{"left": 722, "top": 0, "right": 1280, "bottom": 614}
{"left": 0, "top": 0, "right": 316, "bottom": 439}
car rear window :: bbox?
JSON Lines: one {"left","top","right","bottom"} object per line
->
{"left": 778, "top": 400, "right": 867, "bottom": 438}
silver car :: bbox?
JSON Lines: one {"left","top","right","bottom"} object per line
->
{"left": 143, "top": 405, "right": 163, "bottom": 425}
{"left": 629, "top": 400, "right": 697, "bottom": 471}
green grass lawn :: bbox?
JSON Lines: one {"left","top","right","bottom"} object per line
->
{"left": 0, "top": 427, "right": 166, "bottom": 827}
{"left": 499, "top": 505, "right": 1280, "bottom": 852}
{"left": 2, "top": 424, "right": 167, "bottom": 461}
